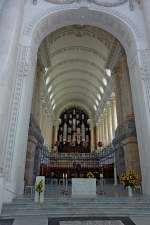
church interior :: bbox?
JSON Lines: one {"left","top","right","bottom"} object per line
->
{"left": 24, "top": 25, "right": 141, "bottom": 187}
{"left": 2, "top": 1, "right": 150, "bottom": 224}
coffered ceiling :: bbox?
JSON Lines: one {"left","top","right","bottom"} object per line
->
{"left": 38, "top": 25, "right": 121, "bottom": 119}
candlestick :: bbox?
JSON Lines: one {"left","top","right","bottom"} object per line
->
{"left": 100, "top": 173, "right": 104, "bottom": 193}
{"left": 65, "top": 173, "right": 68, "bottom": 191}
{"left": 63, "top": 173, "right": 65, "bottom": 188}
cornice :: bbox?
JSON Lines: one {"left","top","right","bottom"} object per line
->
{"left": 45, "top": 0, "right": 128, "bottom": 7}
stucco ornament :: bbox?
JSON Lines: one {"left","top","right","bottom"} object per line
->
{"left": 45, "top": 0, "right": 128, "bottom": 6}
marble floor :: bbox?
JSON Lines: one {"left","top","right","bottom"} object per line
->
{"left": 5, "top": 215, "right": 150, "bottom": 225}
{"left": 49, "top": 217, "right": 136, "bottom": 225}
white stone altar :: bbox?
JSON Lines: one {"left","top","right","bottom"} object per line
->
{"left": 72, "top": 178, "right": 96, "bottom": 197}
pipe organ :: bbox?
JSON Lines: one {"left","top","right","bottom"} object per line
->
{"left": 58, "top": 107, "right": 90, "bottom": 153}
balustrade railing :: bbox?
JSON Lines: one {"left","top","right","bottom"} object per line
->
{"left": 40, "top": 145, "right": 116, "bottom": 168}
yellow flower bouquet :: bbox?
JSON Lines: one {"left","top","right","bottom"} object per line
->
{"left": 87, "top": 172, "right": 94, "bottom": 178}
{"left": 120, "top": 171, "right": 138, "bottom": 188}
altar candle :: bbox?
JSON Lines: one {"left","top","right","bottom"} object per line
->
{"left": 65, "top": 173, "right": 68, "bottom": 190}
{"left": 63, "top": 173, "right": 65, "bottom": 187}
{"left": 100, "top": 173, "right": 103, "bottom": 179}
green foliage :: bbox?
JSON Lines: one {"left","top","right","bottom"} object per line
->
{"left": 120, "top": 170, "right": 138, "bottom": 188}
{"left": 35, "top": 180, "right": 44, "bottom": 194}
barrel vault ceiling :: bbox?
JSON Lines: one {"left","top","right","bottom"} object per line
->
{"left": 37, "top": 25, "right": 121, "bottom": 119}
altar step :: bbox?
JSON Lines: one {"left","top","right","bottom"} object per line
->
{"left": 2, "top": 196, "right": 150, "bottom": 217}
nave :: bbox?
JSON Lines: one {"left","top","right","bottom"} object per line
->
{"left": 2, "top": 1, "right": 150, "bottom": 224}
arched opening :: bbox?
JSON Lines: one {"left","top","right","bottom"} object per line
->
{"left": 3, "top": 6, "right": 150, "bottom": 205}
{"left": 24, "top": 24, "right": 141, "bottom": 195}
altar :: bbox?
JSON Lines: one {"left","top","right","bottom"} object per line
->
{"left": 72, "top": 178, "right": 96, "bottom": 197}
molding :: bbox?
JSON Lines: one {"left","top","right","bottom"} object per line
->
{"left": 45, "top": 0, "right": 128, "bottom": 7}
{"left": 89, "top": 0, "right": 128, "bottom": 7}
{"left": 4, "top": 45, "right": 36, "bottom": 178}
{"left": 106, "top": 40, "right": 122, "bottom": 71}
{"left": 47, "top": 25, "right": 114, "bottom": 48}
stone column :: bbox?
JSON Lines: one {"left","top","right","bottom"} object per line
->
{"left": 54, "top": 119, "right": 61, "bottom": 144}
{"left": 114, "top": 55, "right": 141, "bottom": 184}
{"left": 101, "top": 117, "right": 105, "bottom": 147}
{"left": 111, "top": 95, "right": 118, "bottom": 137}
{"left": 24, "top": 115, "right": 43, "bottom": 186}
{"left": 113, "top": 69, "right": 123, "bottom": 127}
{"left": 113, "top": 152, "right": 118, "bottom": 186}
{"left": 96, "top": 122, "right": 100, "bottom": 144}
{"left": 107, "top": 101, "right": 113, "bottom": 144}
{"left": 54, "top": 126, "right": 59, "bottom": 144}
{"left": 24, "top": 136, "right": 37, "bottom": 185}
{"left": 103, "top": 109, "right": 108, "bottom": 146}
{"left": 141, "top": 0, "right": 150, "bottom": 46}
{"left": 108, "top": 102, "right": 113, "bottom": 142}
{"left": 98, "top": 122, "right": 101, "bottom": 143}
{"left": 91, "top": 127, "right": 95, "bottom": 152}
{"left": 99, "top": 120, "right": 102, "bottom": 144}
{"left": 49, "top": 124, "right": 53, "bottom": 152}
{"left": 88, "top": 119, "right": 95, "bottom": 152}
{"left": 122, "top": 136, "right": 141, "bottom": 183}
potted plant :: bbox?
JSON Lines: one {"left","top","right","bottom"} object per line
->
{"left": 35, "top": 179, "right": 44, "bottom": 203}
{"left": 120, "top": 171, "right": 138, "bottom": 196}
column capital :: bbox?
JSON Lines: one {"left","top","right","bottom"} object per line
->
{"left": 87, "top": 119, "right": 95, "bottom": 128}
{"left": 54, "top": 118, "right": 61, "bottom": 127}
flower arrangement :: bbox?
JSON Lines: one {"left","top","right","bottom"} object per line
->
{"left": 35, "top": 180, "right": 44, "bottom": 201}
{"left": 120, "top": 171, "right": 138, "bottom": 188}
{"left": 87, "top": 172, "right": 94, "bottom": 178}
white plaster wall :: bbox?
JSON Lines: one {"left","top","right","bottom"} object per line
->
{"left": 0, "top": 176, "right": 4, "bottom": 212}
{"left": 141, "top": 0, "right": 150, "bottom": 46}
{"left": 0, "top": 0, "right": 5, "bottom": 10}
{"left": 11, "top": 49, "right": 37, "bottom": 195}
{"left": 0, "top": 0, "right": 25, "bottom": 203}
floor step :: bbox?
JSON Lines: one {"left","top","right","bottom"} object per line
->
{"left": 2, "top": 196, "right": 150, "bottom": 217}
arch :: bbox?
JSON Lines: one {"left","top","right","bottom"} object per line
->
{"left": 49, "top": 78, "right": 101, "bottom": 95}
{"left": 46, "top": 58, "right": 106, "bottom": 78}
{"left": 5, "top": 5, "right": 150, "bottom": 199}
{"left": 53, "top": 92, "right": 96, "bottom": 110}
{"left": 46, "top": 69, "right": 105, "bottom": 87}
{"left": 52, "top": 84, "right": 99, "bottom": 103}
